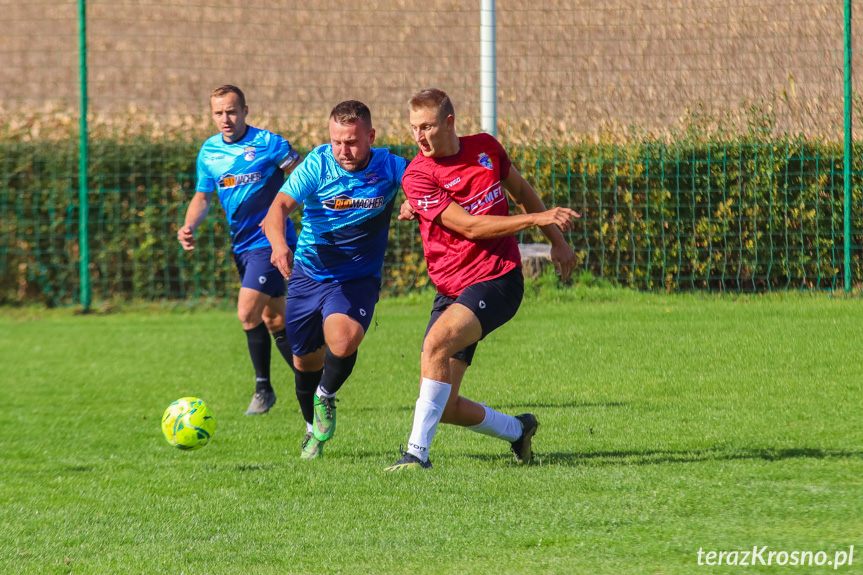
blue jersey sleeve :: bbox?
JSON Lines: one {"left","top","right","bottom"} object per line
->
{"left": 269, "top": 133, "right": 300, "bottom": 170}
{"left": 280, "top": 148, "right": 323, "bottom": 205}
{"left": 392, "top": 154, "right": 408, "bottom": 186}
{"left": 195, "top": 146, "right": 216, "bottom": 193}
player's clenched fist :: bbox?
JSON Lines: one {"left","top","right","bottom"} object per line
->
{"left": 398, "top": 199, "right": 418, "bottom": 221}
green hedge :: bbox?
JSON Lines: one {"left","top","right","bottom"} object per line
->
{"left": 2, "top": 138, "right": 861, "bottom": 306}
{"left": 509, "top": 139, "right": 863, "bottom": 291}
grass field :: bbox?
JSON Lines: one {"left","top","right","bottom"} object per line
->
{"left": 2, "top": 288, "right": 863, "bottom": 574}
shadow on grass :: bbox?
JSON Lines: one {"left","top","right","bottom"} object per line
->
{"left": 495, "top": 401, "right": 628, "bottom": 410}
{"left": 351, "top": 401, "right": 628, "bottom": 414}
{"left": 465, "top": 447, "right": 863, "bottom": 467}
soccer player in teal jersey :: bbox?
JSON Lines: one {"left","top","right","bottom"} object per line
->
{"left": 178, "top": 85, "right": 301, "bottom": 416}
{"left": 263, "top": 100, "right": 407, "bottom": 459}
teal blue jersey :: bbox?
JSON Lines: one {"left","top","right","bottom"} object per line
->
{"left": 280, "top": 144, "right": 408, "bottom": 282}
{"left": 195, "top": 126, "right": 300, "bottom": 253}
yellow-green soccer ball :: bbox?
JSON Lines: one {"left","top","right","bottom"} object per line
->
{"left": 161, "top": 397, "right": 215, "bottom": 450}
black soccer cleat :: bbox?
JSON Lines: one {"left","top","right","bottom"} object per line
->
{"left": 510, "top": 413, "right": 539, "bottom": 464}
{"left": 384, "top": 447, "right": 433, "bottom": 471}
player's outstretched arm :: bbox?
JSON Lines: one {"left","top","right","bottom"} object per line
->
{"left": 436, "top": 166, "right": 579, "bottom": 244}
{"left": 502, "top": 167, "right": 579, "bottom": 280}
{"left": 437, "top": 201, "right": 573, "bottom": 241}
{"left": 177, "top": 192, "right": 212, "bottom": 251}
{"left": 262, "top": 193, "right": 300, "bottom": 279}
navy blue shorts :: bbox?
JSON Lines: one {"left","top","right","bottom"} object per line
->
{"left": 424, "top": 267, "right": 524, "bottom": 366}
{"left": 233, "top": 246, "right": 292, "bottom": 297}
{"left": 285, "top": 272, "right": 381, "bottom": 357}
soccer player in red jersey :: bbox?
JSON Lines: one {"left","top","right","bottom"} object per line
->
{"left": 385, "top": 88, "right": 579, "bottom": 471}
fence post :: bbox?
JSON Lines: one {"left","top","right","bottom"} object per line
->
{"left": 844, "top": 0, "right": 852, "bottom": 293}
{"left": 78, "top": 0, "right": 91, "bottom": 310}
{"left": 480, "top": 0, "right": 497, "bottom": 137}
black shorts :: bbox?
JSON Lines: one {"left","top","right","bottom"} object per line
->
{"left": 423, "top": 267, "right": 524, "bottom": 366}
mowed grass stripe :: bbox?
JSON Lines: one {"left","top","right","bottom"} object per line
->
{"left": 1, "top": 290, "right": 862, "bottom": 574}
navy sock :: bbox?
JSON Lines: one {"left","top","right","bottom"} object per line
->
{"left": 244, "top": 322, "right": 272, "bottom": 393}
{"left": 271, "top": 328, "right": 296, "bottom": 374}
{"left": 318, "top": 348, "right": 358, "bottom": 396}
{"left": 295, "top": 368, "right": 323, "bottom": 425}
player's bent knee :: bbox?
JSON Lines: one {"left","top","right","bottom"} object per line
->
{"left": 327, "top": 336, "right": 362, "bottom": 358}
{"left": 424, "top": 331, "right": 463, "bottom": 360}
{"left": 325, "top": 325, "right": 364, "bottom": 357}
{"left": 237, "top": 307, "right": 263, "bottom": 329}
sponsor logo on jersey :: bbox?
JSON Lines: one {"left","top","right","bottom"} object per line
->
{"left": 323, "top": 194, "right": 385, "bottom": 210}
{"left": 478, "top": 152, "right": 493, "bottom": 170}
{"left": 444, "top": 176, "right": 461, "bottom": 189}
{"left": 417, "top": 195, "right": 440, "bottom": 212}
{"left": 244, "top": 147, "right": 257, "bottom": 161}
{"left": 218, "top": 172, "right": 262, "bottom": 188}
{"left": 464, "top": 184, "right": 504, "bottom": 214}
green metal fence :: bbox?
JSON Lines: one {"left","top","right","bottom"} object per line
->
{"left": 1, "top": 1, "right": 861, "bottom": 306}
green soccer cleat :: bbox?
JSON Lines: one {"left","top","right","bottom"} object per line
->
{"left": 312, "top": 395, "right": 338, "bottom": 441}
{"left": 300, "top": 432, "right": 324, "bottom": 459}
{"left": 245, "top": 390, "right": 276, "bottom": 415}
{"left": 384, "top": 448, "right": 433, "bottom": 471}
{"left": 510, "top": 413, "right": 539, "bottom": 464}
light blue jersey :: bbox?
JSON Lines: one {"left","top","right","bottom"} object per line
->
{"left": 196, "top": 125, "right": 300, "bottom": 254}
{"left": 280, "top": 144, "right": 408, "bottom": 282}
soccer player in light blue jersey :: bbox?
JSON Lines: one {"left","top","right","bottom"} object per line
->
{"left": 178, "top": 85, "right": 301, "bottom": 416}
{"left": 262, "top": 100, "right": 407, "bottom": 459}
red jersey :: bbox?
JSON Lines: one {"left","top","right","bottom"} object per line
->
{"left": 402, "top": 133, "right": 522, "bottom": 298}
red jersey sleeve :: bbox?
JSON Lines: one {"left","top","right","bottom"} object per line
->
{"left": 402, "top": 169, "right": 453, "bottom": 222}
{"left": 487, "top": 134, "right": 512, "bottom": 180}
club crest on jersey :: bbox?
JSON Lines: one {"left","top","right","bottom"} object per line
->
{"left": 218, "top": 172, "right": 262, "bottom": 188}
{"left": 243, "top": 147, "right": 256, "bottom": 161}
{"left": 478, "top": 152, "right": 493, "bottom": 170}
{"left": 324, "top": 194, "right": 385, "bottom": 210}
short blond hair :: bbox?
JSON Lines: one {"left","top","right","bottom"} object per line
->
{"left": 408, "top": 88, "right": 455, "bottom": 122}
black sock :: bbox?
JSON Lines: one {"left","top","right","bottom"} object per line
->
{"left": 244, "top": 322, "right": 272, "bottom": 393}
{"left": 318, "top": 348, "right": 358, "bottom": 396}
{"left": 271, "top": 328, "right": 296, "bottom": 374}
{"left": 295, "top": 368, "right": 324, "bottom": 425}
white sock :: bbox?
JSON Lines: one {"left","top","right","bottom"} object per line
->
{"left": 406, "top": 378, "right": 452, "bottom": 462}
{"left": 315, "top": 385, "right": 336, "bottom": 399}
{"left": 467, "top": 406, "right": 522, "bottom": 442}
{"left": 306, "top": 421, "right": 313, "bottom": 433}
